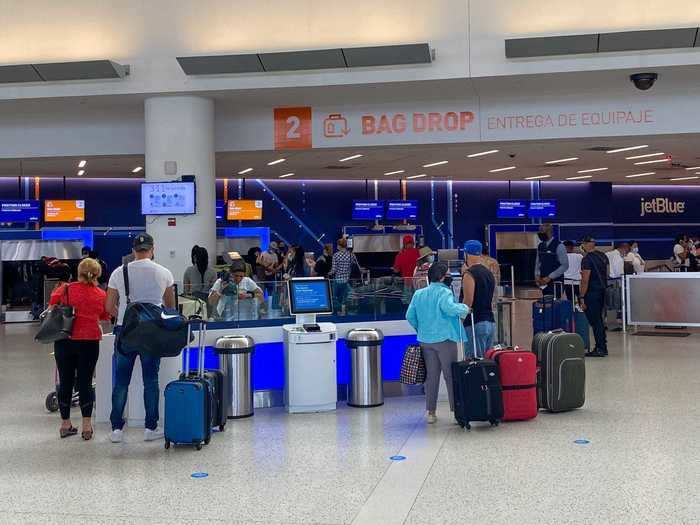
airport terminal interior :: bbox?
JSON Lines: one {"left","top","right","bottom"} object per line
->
{"left": 1, "top": 1, "right": 700, "bottom": 523}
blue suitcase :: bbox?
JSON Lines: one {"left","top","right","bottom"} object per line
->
{"left": 164, "top": 320, "right": 211, "bottom": 450}
{"left": 573, "top": 310, "right": 591, "bottom": 351}
{"left": 533, "top": 295, "right": 572, "bottom": 334}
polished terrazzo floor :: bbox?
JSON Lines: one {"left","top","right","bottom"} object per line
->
{"left": 1, "top": 306, "right": 699, "bottom": 524}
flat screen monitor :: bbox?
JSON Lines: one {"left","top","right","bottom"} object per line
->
{"left": 497, "top": 200, "right": 527, "bottom": 219}
{"left": 141, "top": 181, "right": 196, "bottom": 215}
{"left": 44, "top": 200, "right": 85, "bottom": 222}
{"left": 287, "top": 278, "right": 333, "bottom": 315}
{"left": 528, "top": 199, "right": 557, "bottom": 218}
{"left": 352, "top": 200, "right": 384, "bottom": 220}
{"left": 227, "top": 200, "right": 263, "bottom": 220}
{"left": 386, "top": 200, "right": 418, "bottom": 220}
{"left": 216, "top": 200, "right": 225, "bottom": 221}
{"left": 0, "top": 200, "right": 41, "bottom": 222}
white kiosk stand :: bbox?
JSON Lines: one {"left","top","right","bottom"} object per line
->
{"left": 282, "top": 277, "right": 337, "bottom": 413}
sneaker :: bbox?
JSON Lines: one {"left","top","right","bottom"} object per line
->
{"left": 110, "top": 429, "right": 124, "bottom": 443}
{"left": 144, "top": 427, "right": 164, "bottom": 441}
{"left": 426, "top": 413, "right": 437, "bottom": 424}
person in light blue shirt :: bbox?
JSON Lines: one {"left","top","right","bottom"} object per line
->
{"left": 406, "top": 262, "right": 469, "bottom": 424}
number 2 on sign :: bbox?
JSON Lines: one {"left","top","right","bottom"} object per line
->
{"left": 274, "top": 107, "right": 312, "bottom": 150}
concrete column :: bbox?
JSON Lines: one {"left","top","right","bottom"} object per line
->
{"left": 144, "top": 95, "right": 216, "bottom": 284}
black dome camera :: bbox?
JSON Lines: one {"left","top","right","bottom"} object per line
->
{"left": 630, "top": 73, "right": 658, "bottom": 91}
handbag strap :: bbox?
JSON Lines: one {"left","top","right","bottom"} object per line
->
{"left": 61, "top": 282, "right": 70, "bottom": 305}
{"left": 122, "top": 264, "right": 131, "bottom": 304}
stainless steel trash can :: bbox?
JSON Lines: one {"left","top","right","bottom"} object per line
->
{"left": 215, "top": 335, "right": 255, "bottom": 418}
{"left": 346, "top": 328, "right": 384, "bottom": 407}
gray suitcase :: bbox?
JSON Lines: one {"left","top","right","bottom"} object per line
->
{"left": 532, "top": 330, "right": 586, "bottom": 412}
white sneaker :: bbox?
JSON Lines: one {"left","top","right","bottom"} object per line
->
{"left": 426, "top": 413, "right": 437, "bottom": 424}
{"left": 110, "top": 429, "right": 124, "bottom": 443}
{"left": 144, "top": 427, "right": 164, "bottom": 441}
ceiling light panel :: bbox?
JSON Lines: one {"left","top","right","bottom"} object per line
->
{"left": 467, "top": 150, "right": 499, "bottom": 158}
{"left": 406, "top": 174, "right": 427, "bottom": 179}
{"left": 78, "top": 160, "right": 87, "bottom": 168}
{"left": 132, "top": 166, "right": 143, "bottom": 173}
{"left": 625, "top": 152, "right": 665, "bottom": 160}
{"left": 670, "top": 176, "right": 699, "bottom": 181}
{"left": 545, "top": 157, "right": 578, "bottom": 164}
{"left": 384, "top": 170, "right": 405, "bottom": 176}
{"left": 566, "top": 175, "right": 593, "bottom": 180}
{"left": 279, "top": 173, "right": 294, "bottom": 178}
{"left": 339, "top": 154, "right": 363, "bottom": 162}
{"left": 606, "top": 145, "right": 648, "bottom": 154}
{"left": 525, "top": 175, "right": 551, "bottom": 180}
{"left": 634, "top": 159, "right": 670, "bottom": 165}
{"left": 625, "top": 172, "right": 655, "bottom": 178}
{"left": 267, "top": 158, "right": 286, "bottom": 166}
{"left": 489, "top": 166, "right": 516, "bottom": 173}
{"left": 423, "top": 161, "right": 448, "bottom": 167}
{"left": 577, "top": 167, "right": 608, "bottom": 173}
{"left": 238, "top": 168, "right": 254, "bottom": 175}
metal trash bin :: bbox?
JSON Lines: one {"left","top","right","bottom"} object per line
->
{"left": 215, "top": 335, "right": 255, "bottom": 418}
{"left": 346, "top": 328, "right": 384, "bottom": 407}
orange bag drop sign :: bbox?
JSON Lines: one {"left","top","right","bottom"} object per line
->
{"left": 44, "top": 200, "right": 85, "bottom": 222}
{"left": 227, "top": 200, "right": 263, "bottom": 221}
{"left": 274, "top": 107, "right": 312, "bottom": 150}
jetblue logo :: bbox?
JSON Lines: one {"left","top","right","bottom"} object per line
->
{"left": 640, "top": 197, "right": 685, "bottom": 217}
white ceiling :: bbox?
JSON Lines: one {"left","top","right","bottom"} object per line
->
{"left": 2, "top": 133, "right": 700, "bottom": 184}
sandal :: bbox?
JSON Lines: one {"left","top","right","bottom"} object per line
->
{"left": 60, "top": 426, "right": 78, "bottom": 438}
{"left": 82, "top": 429, "right": 93, "bottom": 441}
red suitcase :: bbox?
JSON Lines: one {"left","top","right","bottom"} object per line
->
{"left": 484, "top": 347, "right": 538, "bottom": 421}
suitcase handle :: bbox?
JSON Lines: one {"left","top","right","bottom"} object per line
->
{"left": 184, "top": 316, "right": 208, "bottom": 378}
{"left": 457, "top": 311, "right": 478, "bottom": 361}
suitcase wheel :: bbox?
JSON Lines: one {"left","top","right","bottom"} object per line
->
{"left": 219, "top": 424, "right": 225, "bottom": 432}
{"left": 196, "top": 443, "right": 203, "bottom": 451}
{"left": 465, "top": 423, "right": 471, "bottom": 431}
{"left": 204, "top": 437, "right": 211, "bottom": 445}
{"left": 164, "top": 440, "right": 170, "bottom": 450}
{"left": 490, "top": 420, "right": 500, "bottom": 427}
{"left": 45, "top": 392, "right": 59, "bottom": 413}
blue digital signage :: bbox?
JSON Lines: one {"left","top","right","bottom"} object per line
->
{"left": 528, "top": 200, "right": 557, "bottom": 218}
{"left": 387, "top": 200, "right": 418, "bottom": 220}
{"left": 352, "top": 200, "right": 384, "bottom": 220}
{"left": 216, "top": 200, "right": 225, "bottom": 221}
{"left": 497, "top": 200, "right": 527, "bottom": 219}
{"left": 0, "top": 200, "right": 41, "bottom": 222}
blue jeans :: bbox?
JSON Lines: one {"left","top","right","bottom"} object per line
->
{"left": 333, "top": 281, "right": 350, "bottom": 312}
{"left": 110, "top": 326, "right": 162, "bottom": 431}
{"left": 465, "top": 321, "right": 496, "bottom": 358}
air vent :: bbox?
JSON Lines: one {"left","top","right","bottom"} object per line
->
{"left": 584, "top": 146, "right": 620, "bottom": 152}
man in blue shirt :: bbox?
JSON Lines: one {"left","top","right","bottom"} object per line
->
{"left": 406, "top": 262, "right": 469, "bottom": 424}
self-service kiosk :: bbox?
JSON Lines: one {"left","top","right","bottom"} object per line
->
{"left": 282, "top": 278, "right": 337, "bottom": 413}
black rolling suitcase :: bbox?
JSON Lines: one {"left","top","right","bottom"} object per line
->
{"left": 452, "top": 314, "right": 504, "bottom": 430}
{"left": 533, "top": 330, "right": 586, "bottom": 412}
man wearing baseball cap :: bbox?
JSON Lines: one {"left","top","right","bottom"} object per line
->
{"left": 579, "top": 236, "right": 609, "bottom": 357}
{"left": 105, "top": 233, "right": 176, "bottom": 443}
{"left": 461, "top": 240, "right": 496, "bottom": 357}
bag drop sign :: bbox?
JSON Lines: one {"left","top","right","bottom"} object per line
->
{"left": 361, "top": 111, "right": 475, "bottom": 135}
{"left": 640, "top": 197, "right": 686, "bottom": 217}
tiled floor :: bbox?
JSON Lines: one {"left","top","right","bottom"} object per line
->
{"left": 1, "top": 304, "right": 699, "bottom": 524}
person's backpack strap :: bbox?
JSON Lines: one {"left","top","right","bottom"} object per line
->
{"left": 122, "top": 264, "right": 131, "bottom": 304}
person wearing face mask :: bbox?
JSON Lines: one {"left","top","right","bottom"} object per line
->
{"left": 625, "top": 241, "right": 646, "bottom": 274}
{"left": 460, "top": 240, "right": 496, "bottom": 357}
{"left": 314, "top": 244, "right": 334, "bottom": 278}
{"left": 534, "top": 224, "right": 569, "bottom": 297}
{"left": 579, "top": 236, "right": 609, "bottom": 357}
{"left": 406, "top": 262, "right": 469, "bottom": 424}
{"left": 413, "top": 246, "right": 435, "bottom": 289}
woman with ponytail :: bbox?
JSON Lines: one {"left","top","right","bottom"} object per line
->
{"left": 47, "top": 258, "right": 110, "bottom": 441}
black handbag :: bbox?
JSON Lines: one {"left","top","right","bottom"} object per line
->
{"left": 35, "top": 284, "right": 75, "bottom": 344}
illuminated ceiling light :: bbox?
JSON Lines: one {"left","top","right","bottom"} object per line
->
{"left": 625, "top": 172, "right": 655, "bottom": 178}
{"left": 238, "top": 168, "right": 254, "bottom": 175}
{"left": 339, "top": 154, "right": 363, "bottom": 162}
{"left": 267, "top": 158, "right": 286, "bottom": 166}
{"left": 606, "top": 145, "right": 648, "bottom": 154}
{"left": 566, "top": 175, "right": 593, "bottom": 180}
{"left": 669, "top": 176, "right": 699, "bottom": 181}
{"left": 279, "top": 173, "right": 294, "bottom": 178}
{"left": 525, "top": 175, "right": 551, "bottom": 180}
{"left": 489, "top": 166, "right": 516, "bottom": 173}
{"left": 545, "top": 157, "right": 578, "bottom": 164}
{"left": 132, "top": 166, "right": 143, "bottom": 173}
{"left": 634, "top": 158, "right": 670, "bottom": 165}
{"left": 625, "top": 152, "right": 665, "bottom": 160}
{"left": 577, "top": 167, "right": 608, "bottom": 173}
{"left": 685, "top": 166, "right": 700, "bottom": 170}
{"left": 423, "top": 160, "right": 449, "bottom": 167}
{"left": 384, "top": 170, "right": 405, "bottom": 176}
{"left": 468, "top": 149, "right": 499, "bottom": 158}
{"left": 77, "top": 170, "right": 85, "bottom": 176}
{"left": 78, "top": 160, "right": 87, "bottom": 168}
{"left": 406, "top": 174, "right": 427, "bottom": 179}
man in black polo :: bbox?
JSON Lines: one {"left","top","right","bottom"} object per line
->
{"left": 579, "top": 236, "right": 610, "bottom": 357}
{"left": 534, "top": 223, "right": 569, "bottom": 297}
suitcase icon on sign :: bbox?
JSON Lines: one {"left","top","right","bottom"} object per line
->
{"left": 324, "top": 114, "right": 350, "bottom": 138}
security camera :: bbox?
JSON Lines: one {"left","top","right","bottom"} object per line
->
{"left": 630, "top": 73, "right": 658, "bottom": 91}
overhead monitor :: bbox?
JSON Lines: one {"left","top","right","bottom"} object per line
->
{"left": 0, "top": 200, "right": 41, "bottom": 222}
{"left": 141, "top": 181, "right": 196, "bottom": 215}
{"left": 44, "top": 200, "right": 85, "bottom": 222}
{"left": 528, "top": 199, "right": 557, "bottom": 218}
{"left": 497, "top": 199, "right": 527, "bottom": 219}
{"left": 216, "top": 199, "right": 225, "bottom": 221}
{"left": 352, "top": 200, "right": 384, "bottom": 220}
{"left": 386, "top": 200, "right": 418, "bottom": 220}
{"left": 227, "top": 199, "right": 263, "bottom": 220}
{"left": 287, "top": 278, "right": 334, "bottom": 315}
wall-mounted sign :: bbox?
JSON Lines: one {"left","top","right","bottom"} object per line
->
{"left": 640, "top": 197, "right": 685, "bottom": 217}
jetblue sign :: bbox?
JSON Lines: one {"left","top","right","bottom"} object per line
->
{"left": 640, "top": 197, "right": 686, "bottom": 217}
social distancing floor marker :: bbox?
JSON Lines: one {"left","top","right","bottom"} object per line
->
{"left": 389, "top": 455, "right": 406, "bottom": 461}
{"left": 191, "top": 472, "right": 209, "bottom": 478}
{"left": 574, "top": 439, "right": 591, "bottom": 445}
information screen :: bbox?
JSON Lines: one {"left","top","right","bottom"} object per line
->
{"left": 288, "top": 278, "right": 333, "bottom": 315}
{"left": 141, "top": 182, "right": 196, "bottom": 215}
{"left": 386, "top": 200, "right": 418, "bottom": 220}
{"left": 216, "top": 200, "right": 225, "bottom": 221}
{"left": 497, "top": 200, "right": 527, "bottom": 218}
{"left": 227, "top": 200, "right": 263, "bottom": 220}
{"left": 528, "top": 200, "right": 557, "bottom": 218}
{"left": 44, "top": 200, "right": 85, "bottom": 222}
{"left": 352, "top": 200, "right": 384, "bottom": 220}
{"left": 0, "top": 200, "right": 40, "bottom": 222}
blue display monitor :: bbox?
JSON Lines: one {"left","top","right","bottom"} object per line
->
{"left": 387, "top": 200, "right": 418, "bottom": 220}
{"left": 0, "top": 200, "right": 41, "bottom": 222}
{"left": 497, "top": 200, "right": 527, "bottom": 218}
{"left": 352, "top": 200, "right": 384, "bottom": 220}
{"left": 216, "top": 200, "right": 225, "bottom": 221}
{"left": 141, "top": 181, "right": 196, "bottom": 215}
{"left": 287, "top": 278, "right": 334, "bottom": 315}
{"left": 528, "top": 199, "right": 557, "bottom": 218}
